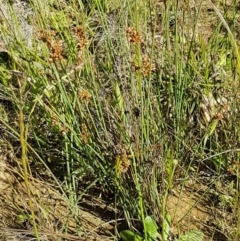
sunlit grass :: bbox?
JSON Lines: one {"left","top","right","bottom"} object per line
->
{"left": 0, "top": 0, "right": 240, "bottom": 240}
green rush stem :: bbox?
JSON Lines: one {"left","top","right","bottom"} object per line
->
{"left": 19, "top": 108, "right": 40, "bottom": 241}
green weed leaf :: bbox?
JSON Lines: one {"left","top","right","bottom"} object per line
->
{"left": 144, "top": 216, "right": 159, "bottom": 239}
{"left": 162, "top": 213, "right": 171, "bottom": 241}
{"left": 175, "top": 230, "right": 204, "bottom": 241}
{"left": 120, "top": 230, "right": 144, "bottom": 241}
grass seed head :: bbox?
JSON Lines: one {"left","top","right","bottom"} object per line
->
{"left": 126, "top": 27, "right": 142, "bottom": 44}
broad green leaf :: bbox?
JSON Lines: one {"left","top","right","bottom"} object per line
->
{"left": 162, "top": 213, "right": 171, "bottom": 241}
{"left": 203, "top": 119, "right": 218, "bottom": 147}
{"left": 144, "top": 216, "right": 159, "bottom": 239}
{"left": 215, "top": 52, "right": 227, "bottom": 69}
{"left": 120, "top": 230, "right": 144, "bottom": 241}
{"left": 175, "top": 230, "right": 204, "bottom": 241}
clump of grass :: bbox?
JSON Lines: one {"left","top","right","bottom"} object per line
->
{"left": 0, "top": 0, "right": 240, "bottom": 240}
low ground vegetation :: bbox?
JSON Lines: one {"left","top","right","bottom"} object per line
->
{"left": 0, "top": 0, "right": 240, "bottom": 240}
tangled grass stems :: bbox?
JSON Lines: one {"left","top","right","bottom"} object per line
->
{"left": 0, "top": 0, "right": 240, "bottom": 240}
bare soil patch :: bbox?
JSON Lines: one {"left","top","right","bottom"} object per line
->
{"left": 0, "top": 143, "right": 115, "bottom": 240}
{"left": 167, "top": 178, "right": 232, "bottom": 241}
